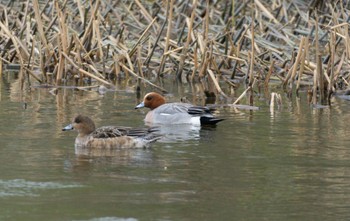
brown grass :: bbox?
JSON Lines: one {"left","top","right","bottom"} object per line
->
{"left": 0, "top": 0, "right": 349, "bottom": 106}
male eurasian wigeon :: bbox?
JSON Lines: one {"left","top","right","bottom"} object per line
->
{"left": 62, "top": 115, "right": 161, "bottom": 155}
{"left": 135, "top": 92, "right": 224, "bottom": 125}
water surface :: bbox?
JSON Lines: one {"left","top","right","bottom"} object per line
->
{"left": 1, "top": 75, "right": 350, "bottom": 221}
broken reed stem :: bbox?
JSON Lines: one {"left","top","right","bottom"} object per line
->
{"left": 264, "top": 59, "right": 275, "bottom": 88}
{"left": 0, "top": 0, "right": 348, "bottom": 105}
{"left": 81, "top": 0, "right": 100, "bottom": 44}
{"left": 312, "top": 14, "right": 319, "bottom": 105}
{"left": 56, "top": 1, "right": 68, "bottom": 84}
{"left": 94, "top": 13, "right": 104, "bottom": 60}
{"left": 296, "top": 38, "right": 308, "bottom": 94}
{"left": 33, "top": 0, "right": 49, "bottom": 56}
{"left": 120, "top": 63, "right": 167, "bottom": 93}
{"left": 233, "top": 77, "right": 257, "bottom": 105}
{"left": 135, "top": 0, "right": 157, "bottom": 27}
{"left": 176, "top": 0, "right": 198, "bottom": 79}
{"left": 129, "top": 17, "right": 157, "bottom": 58}
{"left": 191, "top": 42, "right": 198, "bottom": 81}
{"left": 208, "top": 69, "right": 228, "bottom": 99}
{"left": 144, "top": 17, "right": 166, "bottom": 67}
{"left": 0, "top": 21, "right": 24, "bottom": 66}
{"left": 327, "top": 31, "right": 336, "bottom": 99}
{"left": 283, "top": 37, "right": 305, "bottom": 88}
{"left": 231, "top": 0, "right": 235, "bottom": 28}
{"left": 248, "top": 11, "right": 255, "bottom": 85}
{"left": 198, "top": 0, "right": 210, "bottom": 79}
{"left": 76, "top": 0, "right": 85, "bottom": 25}
{"left": 62, "top": 52, "right": 114, "bottom": 87}
{"left": 333, "top": 52, "right": 345, "bottom": 87}
{"left": 158, "top": 0, "right": 173, "bottom": 75}
{"left": 254, "top": 0, "right": 279, "bottom": 24}
{"left": 136, "top": 46, "right": 144, "bottom": 79}
{"left": 0, "top": 57, "right": 2, "bottom": 77}
{"left": 317, "top": 53, "right": 325, "bottom": 104}
{"left": 270, "top": 92, "right": 282, "bottom": 113}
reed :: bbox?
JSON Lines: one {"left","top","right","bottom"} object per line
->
{"left": 0, "top": 0, "right": 348, "bottom": 107}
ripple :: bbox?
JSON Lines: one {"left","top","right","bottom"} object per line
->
{"left": 0, "top": 179, "right": 83, "bottom": 197}
{"left": 74, "top": 218, "right": 138, "bottom": 221}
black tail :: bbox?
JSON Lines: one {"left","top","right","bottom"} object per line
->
{"left": 200, "top": 116, "right": 224, "bottom": 125}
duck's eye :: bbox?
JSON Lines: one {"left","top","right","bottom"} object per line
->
{"left": 74, "top": 118, "right": 81, "bottom": 123}
{"left": 146, "top": 96, "right": 153, "bottom": 101}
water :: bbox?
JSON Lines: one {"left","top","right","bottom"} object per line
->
{"left": 1, "top": 75, "right": 350, "bottom": 220}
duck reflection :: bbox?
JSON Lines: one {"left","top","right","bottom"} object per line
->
{"left": 145, "top": 122, "right": 218, "bottom": 143}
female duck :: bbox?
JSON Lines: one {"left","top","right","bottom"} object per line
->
{"left": 135, "top": 92, "right": 223, "bottom": 125}
{"left": 63, "top": 115, "right": 160, "bottom": 155}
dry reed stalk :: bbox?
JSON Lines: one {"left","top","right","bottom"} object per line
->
{"left": 212, "top": 52, "right": 246, "bottom": 64}
{"left": 121, "top": 3, "right": 144, "bottom": 29}
{"left": 327, "top": 31, "right": 335, "bottom": 100}
{"left": 76, "top": 0, "right": 85, "bottom": 25}
{"left": 0, "top": 57, "right": 2, "bottom": 77}
{"left": 87, "top": 64, "right": 107, "bottom": 79}
{"left": 124, "top": 52, "right": 134, "bottom": 74}
{"left": 254, "top": 0, "right": 280, "bottom": 24}
{"left": 120, "top": 63, "right": 167, "bottom": 93}
{"left": 176, "top": 0, "right": 198, "bottom": 79}
{"left": 198, "top": 38, "right": 209, "bottom": 78}
{"left": 190, "top": 42, "right": 199, "bottom": 81}
{"left": 19, "top": 68, "right": 25, "bottom": 90}
{"left": 344, "top": 19, "right": 350, "bottom": 61}
{"left": 209, "top": 59, "right": 229, "bottom": 98}
{"left": 310, "top": 14, "right": 320, "bottom": 105}
{"left": 113, "top": 54, "right": 121, "bottom": 78}
{"left": 158, "top": 0, "right": 174, "bottom": 75}
{"left": 81, "top": 0, "right": 100, "bottom": 45}
{"left": 72, "top": 34, "right": 84, "bottom": 83}
{"left": 283, "top": 37, "right": 305, "bottom": 88}
{"left": 0, "top": 21, "right": 24, "bottom": 66}
{"left": 333, "top": 52, "right": 345, "bottom": 87}
{"left": 231, "top": 0, "right": 235, "bottom": 28}
{"left": 93, "top": 14, "right": 104, "bottom": 60}
{"left": 56, "top": 2, "right": 68, "bottom": 84}
{"left": 136, "top": 46, "right": 144, "bottom": 79}
{"left": 208, "top": 69, "right": 228, "bottom": 98}
{"left": 197, "top": 34, "right": 205, "bottom": 56}
{"left": 296, "top": 38, "right": 308, "bottom": 94}
{"left": 203, "top": 0, "right": 209, "bottom": 50}
{"left": 38, "top": 39, "right": 47, "bottom": 83}
{"left": 197, "top": 0, "right": 210, "bottom": 79}
{"left": 0, "top": 0, "right": 347, "bottom": 102}
{"left": 33, "top": 0, "right": 50, "bottom": 56}
{"left": 129, "top": 17, "right": 157, "bottom": 58}
{"left": 3, "top": 7, "right": 8, "bottom": 28}
{"left": 22, "top": 66, "right": 43, "bottom": 83}
{"left": 316, "top": 53, "right": 326, "bottom": 104}
{"left": 134, "top": 0, "right": 158, "bottom": 28}
{"left": 25, "top": 20, "right": 31, "bottom": 50}
{"left": 44, "top": 0, "right": 68, "bottom": 36}
{"left": 247, "top": 8, "right": 255, "bottom": 88}
{"left": 62, "top": 52, "right": 114, "bottom": 87}
{"left": 233, "top": 77, "right": 258, "bottom": 105}
{"left": 264, "top": 59, "right": 275, "bottom": 89}
{"left": 144, "top": 16, "right": 167, "bottom": 66}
